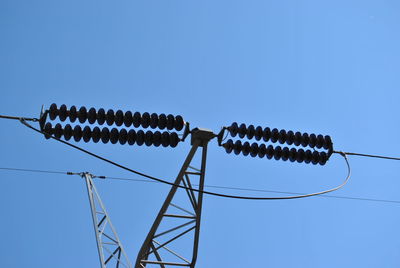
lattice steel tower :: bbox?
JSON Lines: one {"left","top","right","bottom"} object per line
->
{"left": 135, "top": 128, "right": 215, "bottom": 267}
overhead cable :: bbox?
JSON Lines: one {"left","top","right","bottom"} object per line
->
{"left": 0, "top": 114, "right": 38, "bottom": 122}
{"left": 1, "top": 114, "right": 399, "bottom": 161}
{"left": 333, "top": 151, "right": 400, "bottom": 161}
{"left": 0, "top": 166, "right": 398, "bottom": 204}
{"left": 18, "top": 119, "right": 352, "bottom": 200}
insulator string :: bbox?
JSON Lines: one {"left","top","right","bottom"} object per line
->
{"left": 223, "top": 139, "right": 329, "bottom": 165}
{"left": 48, "top": 103, "right": 186, "bottom": 131}
{"left": 227, "top": 122, "right": 333, "bottom": 152}
{"left": 43, "top": 122, "right": 180, "bottom": 148}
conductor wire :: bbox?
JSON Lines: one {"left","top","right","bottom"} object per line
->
{"left": 0, "top": 167, "right": 66, "bottom": 175}
{"left": 333, "top": 150, "right": 400, "bottom": 161}
{"left": 0, "top": 114, "right": 38, "bottom": 122}
{"left": 1, "top": 166, "right": 399, "bottom": 204}
{"left": 20, "top": 118, "right": 351, "bottom": 200}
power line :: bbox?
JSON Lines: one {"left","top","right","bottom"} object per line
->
{"left": 0, "top": 114, "right": 38, "bottom": 122}
{"left": 2, "top": 114, "right": 400, "bottom": 161}
{"left": 0, "top": 167, "right": 67, "bottom": 175}
{"left": 107, "top": 176, "right": 400, "bottom": 204}
{"left": 19, "top": 119, "right": 352, "bottom": 200}
{"left": 1, "top": 114, "right": 398, "bottom": 201}
{"left": 1, "top": 166, "right": 399, "bottom": 204}
{"left": 334, "top": 151, "right": 400, "bottom": 161}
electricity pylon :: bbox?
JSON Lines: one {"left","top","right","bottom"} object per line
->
{"left": 82, "top": 172, "right": 132, "bottom": 268}
{"left": 135, "top": 128, "right": 215, "bottom": 267}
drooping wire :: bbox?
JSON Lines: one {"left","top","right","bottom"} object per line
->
{"left": 2, "top": 114, "right": 399, "bottom": 161}
{"left": 17, "top": 118, "right": 352, "bottom": 200}
{"left": 1, "top": 166, "right": 398, "bottom": 204}
{"left": 107, "top": 177, "right": 400, "bottom": 204}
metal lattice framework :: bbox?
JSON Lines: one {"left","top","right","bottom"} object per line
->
{"left": 135, "top": 128, "right": 215, "bottom": 267}
{"left": 83, "top": 172, "right": 132, "bottom": 268}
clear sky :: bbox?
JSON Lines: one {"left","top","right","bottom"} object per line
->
{"left": 1, "top": 1, "right": 400, "bottom": 267}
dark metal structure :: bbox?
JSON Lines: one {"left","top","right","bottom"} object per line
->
{"left": 135, "top": 128, "right": 215, "bottom": 267}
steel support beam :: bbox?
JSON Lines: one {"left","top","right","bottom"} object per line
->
{"left": 135, "top": 128, "right": 215, "bottom": 268}
{"left": 83, "top": 172, "right": 132, "bottom": 268}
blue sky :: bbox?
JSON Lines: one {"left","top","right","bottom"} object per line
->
{"left": 1, "top": 1, "right": 400, "bottom": 267}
